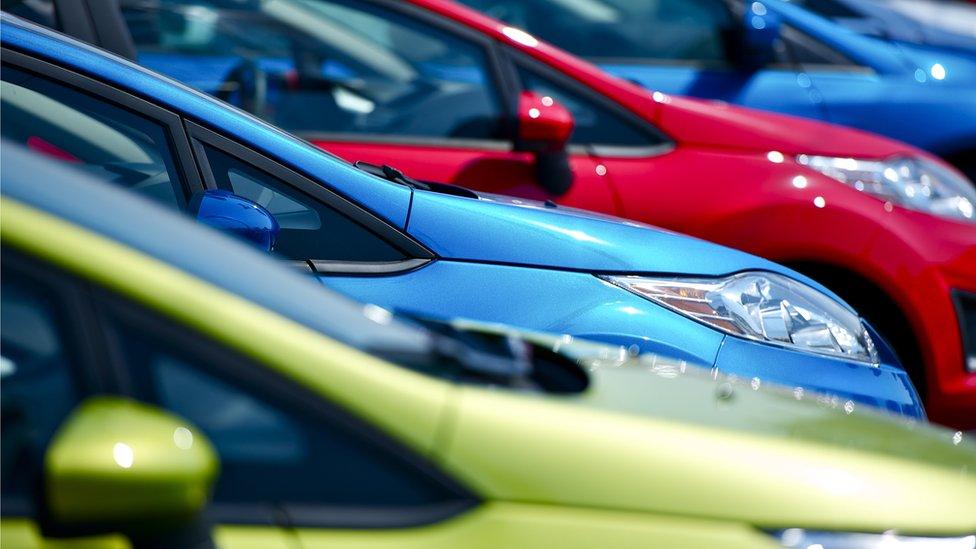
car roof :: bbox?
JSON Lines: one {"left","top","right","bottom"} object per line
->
{"left": 0, "top": 13, "right": 412, "bottom": 229}
{"left": 0, "top": 141, "right": 432, "bottom": 354}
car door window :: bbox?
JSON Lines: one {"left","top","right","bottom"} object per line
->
{"left": 0, "top": 65, "right": 187, "bottom": 209}
{"left": 100, "top": 298, "right": 469, "bottom": 520}
{"left": 200, "top": 143, "right": 408, "bottom": 262}
{"left": 460, "top": 0, "right": 735, "bottom": 63}
{"left": 518, "top": 67, "right": 659, "bottom": 148}
{"left": 121, "top": 0, "right": 505, "bottom": 141}
{"left": 780, "top": 25, "right": 863, "bottom": 68}
{"left": 0, "top": 257, "right": 86, "bottom": 512}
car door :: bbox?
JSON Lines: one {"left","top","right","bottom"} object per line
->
{"left": 458, "top": 0, "right": 829, "bottom": 123}
{"left": 91, "top": 287, "right": 476, "bottom": 549}
{"left": 0, "top": 251, "right": 115, "bottom": 549}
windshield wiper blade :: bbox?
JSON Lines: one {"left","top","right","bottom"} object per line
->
{"left": 355, "top": 161, "right": 431, "bottom": 190}
{"left": 355, "top": 161, "right": 480, "bottom": 199}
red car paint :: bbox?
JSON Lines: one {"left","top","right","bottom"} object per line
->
{"left": 314, "top": 0, "right": 976, "bottom": 429}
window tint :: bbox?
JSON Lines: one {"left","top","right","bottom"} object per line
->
{"left": 121, "top": 0, "right": 504, "bottom": 140}
{"left": 519, "top": 68, "right": 655, "bottom": 147}
{"left": 461, "top": 0, "right": 734, "bottom": 62}
{"left": 0, "top": 65, "right": 187, "bottom": 209}
{"left": 1, "top": 0, "right": 56, "bottom": 27}
{"left": 104, "top": 303, "right": 463, "bottom": 509}
{"left": 202, "top": 144, "right": 407, "bottom": 262}
{"left": 0, "top": 264, "right": 83, "bottom": 507}
{"left": 782, "top": 25, "right": 859, "bottom": 66}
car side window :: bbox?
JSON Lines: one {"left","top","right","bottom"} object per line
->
{"left": 460, "top": 0, "right": 734, "bottom": 63}
{"left": 518, "top": 67, "right": 658, "bottom": 148}
{"left": 0, "top": 65, "right": 187, "bottom": 209}
{"left": 0, "top": 256, "right": 86, "bottom": 512}
{"left": 200, "top": 143, "right": 408, "bottom": 263}
{"left": 781, "top": 25, "right": 862, "bottom": 68}
{"left": 121, "top": 0, "right": 505, "bottom": 141}
{"left": 100, "top": 298, "right": 467, "bottom": 515}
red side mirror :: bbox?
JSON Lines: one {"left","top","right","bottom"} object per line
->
{"left": 517, "top": 91, "right": 574, "bottom": 151}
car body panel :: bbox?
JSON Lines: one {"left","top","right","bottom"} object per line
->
{"left": 2, "top": 168, "right": 975, "bottom": 537}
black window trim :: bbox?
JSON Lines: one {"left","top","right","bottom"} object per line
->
{"left": 0, "top": 47, "right": 205, "bottom": 206}
{"left": 499, "top": 47, "right": 675, "bottom": 158}
{"left": 0, "top": 247, "right": 111, "bottom": 519}
{"left": 93, "top": 286, "right": 480, "bottom": 529}
{"left": 184, "top": 120, "right": 436, "bottom": 274}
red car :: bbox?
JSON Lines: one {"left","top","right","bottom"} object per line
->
{"left": 33, "top": 0, "right": 976, "bottom": 429}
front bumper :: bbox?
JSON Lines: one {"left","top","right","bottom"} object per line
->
{"left": 865, "top": 210, "right": 976, "bottom": 429}
{"left": 713, "top": 325, "right": 925, "bottom": 420}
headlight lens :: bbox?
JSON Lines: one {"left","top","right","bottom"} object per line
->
{"left": 601, "top": 272, "right": 879, "bottom": 364}
{"left": 774, "top": 528, "right": 976, "bottom": 548}
{"left": 797, "top": 154, "right": 976, "bottom": 222}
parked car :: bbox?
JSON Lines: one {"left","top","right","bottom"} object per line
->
{"left": 453, "top": 0, "right": 976, "bottom": 180}
{"left": 4, "top": 140, "right": 976, "bottom": 549}
{"left": 807, "top": 0, "right": 976, "bottom": 54}
{"left": 24, "top": 0, "right": 975, "bottom": 429}
{"left": 0, "top": 14, "right": 929, "bottom": 419}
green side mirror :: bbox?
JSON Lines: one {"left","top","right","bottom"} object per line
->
{"left": 44, "top": 397, "right": 218, "bottom": 533}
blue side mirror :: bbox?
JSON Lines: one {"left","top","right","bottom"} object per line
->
{"left": 189, "top": 190, "right": 279, "bottom": 252}
{"left": 739, "top": 1, "right": 783, "bottom": 69}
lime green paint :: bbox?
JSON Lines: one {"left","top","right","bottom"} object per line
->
{"left": 0, "top": 519, "right": 129, "bottom": 548}
{"left": 293, "top": 502, "right": 781, "bottom": 548}
{"left": 3, "top": 195, "right": 976, "bottom": 542}
{"left": 444, "top": 384, "right": 976, "bottom": 534}
{"left": 45, "top": 398, "right": 218, "bottom": 527}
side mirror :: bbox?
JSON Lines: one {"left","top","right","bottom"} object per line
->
{"left": 736, "top": 1, "right": 783, "bottom": 70}
{"left": 516, "top": 91, "right": 576, "bottom": 197}
{"left": 517, "top": 91, "right": 574, "bottom": 152}
{"left": 44, "top": 397, "right": 218, "bottom": 536}
{"left": 190, "top": 190, "right": 279, "bottom": 252}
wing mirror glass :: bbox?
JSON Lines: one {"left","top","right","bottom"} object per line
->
{"left": 516, "top": 91, "right": 576, "bottom": 196}
{"left": 190, "top": 190, "right": 279, "bottom": 252}
{"left": 43, "top": 397, "right": 218, "bottom": 536}
{"left": 736, "top": 1, "right": 783, "bottom": 69}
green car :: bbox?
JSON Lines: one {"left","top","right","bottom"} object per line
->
{"left": 2, "top": 144, "right": 975, "bottom": 549}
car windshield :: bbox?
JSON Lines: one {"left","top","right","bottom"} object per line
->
{"left": 871, "top": 0, "right": 976, "bottom": 39}
{"left": 121, "top": 0, "right": 503, "bottom": 138}
{"left": 458, "top": 0, "right": 736, "bottom": 62}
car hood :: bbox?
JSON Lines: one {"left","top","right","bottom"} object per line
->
{"left": 407, "top": 188, "right": 815, "bottom": 279}
{"left": 654, "top": 94, "right": 919, "bottom": 158}
{"left": 441, "top": 332, "right": 976, "bottom": 532}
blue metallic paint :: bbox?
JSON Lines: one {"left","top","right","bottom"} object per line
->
{"left": 191, "top": 190, "right": 280, "bottom": 252}
{"left": 0, "top": 15, "right": 924, "bottom": 419}
{"left": 600, "top": 0, "right": 976, "bottom": 164}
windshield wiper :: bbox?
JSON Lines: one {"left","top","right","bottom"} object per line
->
{"left": 355, "top": 161, "right": 479, "bottom": 199}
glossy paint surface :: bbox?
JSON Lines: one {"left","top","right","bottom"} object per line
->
{"left": 0, "top": 16, "right": 932, "bottom": 419}
{"left": 597, "top": 0, "right": 976, "bottom": 161}
{"left": 319, "top": 1, "right": 976, "bottom": 428}
{"left": 3, "top": 175, "right": 975, "bottom": 543}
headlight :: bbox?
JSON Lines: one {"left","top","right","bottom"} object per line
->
{"left": 774, "top": 528, "right": 976, "bottom": 548}
{"left": 797, "top": 154, "right": 976, "bottom": 222}
{"left": 601, "top": 272, "right": 879, "bottom": 364}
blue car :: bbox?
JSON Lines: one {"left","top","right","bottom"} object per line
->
{"left": 0, "top": 14, "right": 925, "bottom": 418}
{"left": 793, "top": 0, "right": 976, "bottom": 56}
{"left": 453, "top": 0, "right": 976, "bottom": 180}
